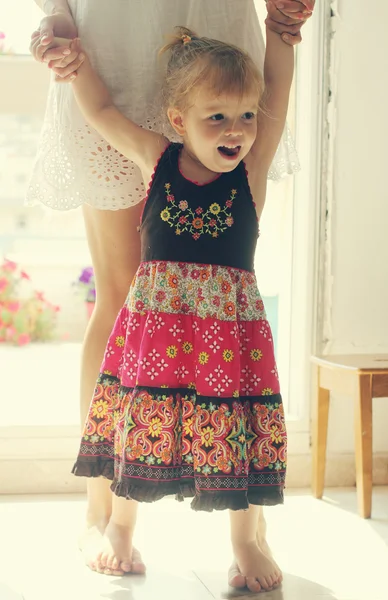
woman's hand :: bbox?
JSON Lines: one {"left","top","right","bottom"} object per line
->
{"left": 265, "top": 0, "right": 314, "bottom": 46}
{"left": 29, "top": 12, "right": 81, "bottom": 82}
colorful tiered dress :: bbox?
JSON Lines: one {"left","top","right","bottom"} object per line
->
{"left": 72, "top": 143, "right": 287, "bottom": 511}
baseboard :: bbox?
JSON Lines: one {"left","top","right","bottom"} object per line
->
{"left": 1, "top": 432, "right": 388, "bottom": 495}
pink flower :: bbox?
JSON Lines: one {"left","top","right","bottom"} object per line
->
{"left": 7, "top": 302, "right": 20, "bottom": 313}
{"left": 3, "top": 260, "right": 17, "bottom": 272}
{"left": 0, "top": 33, "right": 5, "bottom": 40}
{"left": 53, "top": 305, "right": 61, "bottom": 312}
{"left": 0, "top": 278, "right": 8, "bottom": 293}
{"left": 5, "top": 326, "right": 16, "bottom": 341}
{"left": 35, "top": 291, "right": 45, "bottom": 301}
{"left": 20, "top": 270, "right": 30, "bottom": 280}
{"left": 17, "top": 333, "right": 30, "bottom": 346}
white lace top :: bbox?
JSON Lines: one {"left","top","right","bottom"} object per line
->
{"left": 26, "top": 0, "right": 300, "bottom": 212}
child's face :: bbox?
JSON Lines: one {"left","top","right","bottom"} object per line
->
{"left": 171, "top": 87, "right": 259, "bottom": 173}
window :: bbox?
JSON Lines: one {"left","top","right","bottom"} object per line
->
{"left": 0, "top": 3, "right": 43, "bottom": 55}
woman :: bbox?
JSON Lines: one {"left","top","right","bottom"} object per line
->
{"left": 29, "top": 0, "right": 310, "bottom": 578}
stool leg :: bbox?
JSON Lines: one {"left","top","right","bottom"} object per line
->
{"left": 354, "top": 374, "right": 373, "bottom": 518}
{"left": 312, "top": 366, "right": 330, "bottom": 499}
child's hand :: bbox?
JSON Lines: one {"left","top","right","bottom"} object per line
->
{"left": 265, "top": 0, "right": 314, "bottom": 45}
{"left": 31, "top": 33, "right": 85, "bottom": 83}
{"left": 47, "top": 38, "right": 86, "bottom": 82}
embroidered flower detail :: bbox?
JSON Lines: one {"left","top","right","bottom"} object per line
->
{"left": 209, "top": 203, "right": 221, "bottom": 215}
{"left": 193, "top": 217, "right": 204, "bottom": 229}
{"left": 170, "top": 296, "right": 181, "bottom": 310}
{"left": 159, "top": 183, "right": 237, "bottom": 240}
{"left": 182, "top": 341, "right": 193, "bottom": 354}
{"left": 250, "top": 349, "right": 263, "bottom": 361}
{"left": 160, "top": 208, "right": 171, "bottom": 222}
{"left": 223, "top": 301, "right": 236, "bottom": 316}
{"left": 222, "top": 349, "right": 234, "bottom": 362}
{"left": 201, "top": 426, "right": 215, "bottom": 447}
{"left": 256, "top": 404, "right": 269, "bottom": 418}
{"left": 148, "top": 417, "right": 162, "bottom": 437}
{"left": 262, "top": 387, "right": 274, "bottom": 396}
{"left": 168, "top": 274, "right": 179, "bottom": 288}
{"left": 156, "top": 291, "right": 166, "bottom": 302}
{"left": 166, "top": 345, "right": 178, "bottom": 358}
{"left": 198, "top": 351, "right": 209, "bottom": 365}
{"left": 221, "top": 280, "right": 232, "bottom": 294}
{"left": 115, "top": 336, "right": 125, "bottom": 347}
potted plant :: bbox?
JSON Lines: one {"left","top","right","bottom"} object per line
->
{"left": 74, "top": 266, "right": 96, "bottom": 318}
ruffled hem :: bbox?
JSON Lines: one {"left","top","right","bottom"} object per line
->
{"left": 72, "top": 458, "right": 284, "bottom": 512}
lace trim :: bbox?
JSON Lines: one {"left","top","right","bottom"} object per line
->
{"left": 26, "top": 120, "right": 300, "bottom": 212}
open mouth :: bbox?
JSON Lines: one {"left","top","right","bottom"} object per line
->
{"left": 217, "top": 145, "right": 241, "bottom": 159}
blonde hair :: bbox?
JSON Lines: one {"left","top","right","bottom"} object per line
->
{"left": 159, "top": 26, "right": 265, "bottom": 112}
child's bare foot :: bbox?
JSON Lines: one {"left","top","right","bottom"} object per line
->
{"left": 79, "top": 521, "right": 118, "bottom": 573}
{"left": 228, "top": 536, "right": 282, "bottom": 590}
{"left": 228, "top": 506, "right": 282, "bottom": 592}
{"left": 94, "top": 520, "right": 146, "bottom": 576}
{"left": 232, "top": 540, "right": 280, "bottom": 593}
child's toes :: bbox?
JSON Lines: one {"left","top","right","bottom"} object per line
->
{"left": 246, "top": 577, "right": 262, "bottom": 593}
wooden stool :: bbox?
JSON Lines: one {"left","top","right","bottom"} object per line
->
{"left": 311, "top": 354, "right": 388, "bottom": 518}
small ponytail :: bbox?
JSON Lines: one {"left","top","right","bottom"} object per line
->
{"left": 159, "top": 26, "right": 199, "bottom": 58}
{"left": 159, "top": 26, "right": 264, "bottom": 113}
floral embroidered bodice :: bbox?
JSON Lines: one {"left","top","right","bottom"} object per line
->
{"left": 140, "top": 143, "right": 259, "bottom": 272}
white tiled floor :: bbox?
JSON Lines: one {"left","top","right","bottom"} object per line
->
{"left": 0, "top": 488, "right": 387, "bottom": 600}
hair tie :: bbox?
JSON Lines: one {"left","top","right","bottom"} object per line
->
{"left": 181, "top": 34, "right": 192, "bottom": 45}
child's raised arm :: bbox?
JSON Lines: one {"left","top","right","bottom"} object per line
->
{"left": 247, "top": 9, "right": 295, "bottom": 176}
{"left": 68, "top": 39, "right": 168, "bottom": 177}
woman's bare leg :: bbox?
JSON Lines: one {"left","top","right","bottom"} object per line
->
{"left": 79, "top": 202, "right": 144, "bottom": 575}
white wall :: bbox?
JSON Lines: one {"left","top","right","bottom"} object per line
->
{"left": 325, "top": 1, "right": 388, "bottom": 455}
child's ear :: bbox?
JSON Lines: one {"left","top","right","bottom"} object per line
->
{"left": 167, "top": 108, "right": 185, "bottom": 137}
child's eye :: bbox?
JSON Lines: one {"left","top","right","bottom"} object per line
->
{"left": 242, "top": 112, "right": 256, "bottom": 120}
{"left": 209, "top": 114, "right": 224, "bottom": 121}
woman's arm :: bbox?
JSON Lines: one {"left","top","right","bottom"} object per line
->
{"left": 69, "top": 40, "right": 167, "bottom": 174}
{"left": 34, "top": 0, "right": 72, "bottom": 17}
